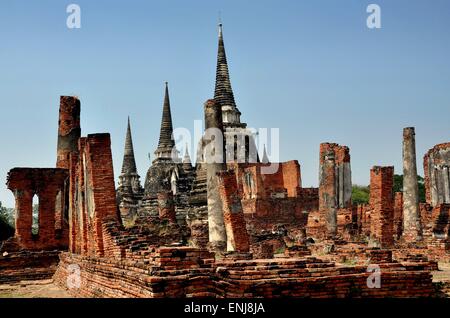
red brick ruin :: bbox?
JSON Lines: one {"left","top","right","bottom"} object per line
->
{"left": 1, "top": 25, "right": 449, "bottom": 297}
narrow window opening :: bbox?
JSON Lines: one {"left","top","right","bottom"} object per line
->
{"left": 32, "top": 194, "right": 39, "bottom": 235}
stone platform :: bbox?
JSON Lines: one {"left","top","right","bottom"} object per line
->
{"left": 52, "top": 246, "right": 435, "bottom": 298}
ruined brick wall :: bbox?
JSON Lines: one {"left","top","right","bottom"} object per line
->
{"left": 69, "top": 134, "right": 121, "bottom": 257}
{"left": 280, "top": 160, "right": 302, "bottom": 197}
{"left": 306, "top": 208, "right": 355, "bottom": 241}
{"left": 233, "top": 160, "right": 301, "bottom": 200}
{"left": 0, "top": 251, "right": 61, "bottom": 284}
{"left": 356, "top": 204, "right": 370, "bottom": 237}
{"left": 298, "top": 187, "right": 319, "bottom": 212}
{"left": 421, "top": 203, "right": 450, "bottom": 249}
{"left": 4, "top": 168, "right": 69, "bottom": 251}
{"left": 368, "top": 166, "right": 394, "bottom": 248}
{"left": 220, "top": 161, "right": 311, "bottom": 253}
{"left": 424, "top": 142, "right": 450, "bottom": 206}
{"left": 430, "top": 204, "right": 450, "bottom": 239}
{"left": 236, "top": 165, "right": 265, "bottom": 199}
{"left": 228, "top": 161, "right": 309, "bottom": 225}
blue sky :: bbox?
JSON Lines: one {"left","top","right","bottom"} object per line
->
{"left": 0, "top": 0, "right": 449, "bottom": 207}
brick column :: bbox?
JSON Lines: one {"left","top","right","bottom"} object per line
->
{"left": 57, "top": 96, "right": 81, "bottom": 169}
{"left": 37, "top": 187, "right": 58, "bottom": 245}
{"left": 68, "top": 151, "right": 79, "bottom": 253}
{"left": 369, "top": 166, "right": 394, "bottom": 248}
{"left": 319, "top": 143, "right": 351, "bottom": 239}
{"left": 402, "top": 127, "right": 422, "bottom": 242}
{"left": 14, "top": 189, "right": 33, "bottom": 245}
{"left": 217, "top": 170, "right": 250, "bottom": 252}
{"left": 319, "top": 144, "right": 337, "bottom": 238}
{"left": 83, "top": 134, "right": 120, "bottom": 257}
{"left": 393, "top": 192, "right": 403, "bottom": 240}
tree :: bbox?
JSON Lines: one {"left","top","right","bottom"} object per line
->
{"left": 352, "top": 185, "right": 370, "bottom": 205}
{"left": 0, "top": 201, "right": 14, "bottom": 227}
{"left": 0, "top": 201, "right": 15, "bottom": 241}
{"left": 393, "top": 174, "right": 426, "bottom": 203}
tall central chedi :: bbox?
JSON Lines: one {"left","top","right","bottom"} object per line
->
{"left": 214, "top": 23, "right": 245, "bottom": 129}
{"left": 188, "top": 23, "right": 259, "bottom": 248}
{"left": 211, "top": 23, "right": 258, "bottom": 163}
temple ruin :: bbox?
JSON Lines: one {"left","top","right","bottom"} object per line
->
{"left": 1, "top": 23, "right": 449, "bottom": 298}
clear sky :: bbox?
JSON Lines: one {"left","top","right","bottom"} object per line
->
{"left": 0, "top": 0, "right": 449, "bottom": 208}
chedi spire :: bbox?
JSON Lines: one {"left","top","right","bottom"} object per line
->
{"left": 154, "top": 82, "right": 176, "bottom": 160}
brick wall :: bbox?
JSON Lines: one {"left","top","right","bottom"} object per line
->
{"left": 0, "top": 251, "right": 61, "bottom": 284}
{"left": 69, "top": 134, "right": 121, "bottom": 257}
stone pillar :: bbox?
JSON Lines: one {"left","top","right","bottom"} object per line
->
{"left": 319, "top": 148, "right": 337, "bottom": 238}
{"left": 402, "top": 127, "right": 422, "bottom": 242}
{"left": 424, "top": 143, "right": 450, "bottom": 206}
{"left": 157, "top": 191, "right": 176, "bottom": 223}
{"left": 217, "top": 170, "right": 250, "bottom": 252}
{"left": 369, "top": 166, "right": 394, "bottom": 248}
{"left": 443, "top": 166, "right": 450, "bottom": 203}
{"left": 204, "top": 99, "right": 227, "bottom": 252}
{"left": 57, "top": 96, "right": 81, "bottom": 169}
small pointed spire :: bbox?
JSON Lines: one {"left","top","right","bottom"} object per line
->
{"left": 121, "top": 116, "right": 138, "bottom": 174}
{"left": 155, "top": 82, "right": 176, "bottom": 159}
{"left": 262, "top": 144, "right": 270, "bottom": 163}
{"left": 183, "top": 144, "right": 192, "bottom": 164}
{"left": 214, "top": 22, "right": 237, "bottom": 110}
{"left": 183, "top": 144, "right": 193, "bottom": 171}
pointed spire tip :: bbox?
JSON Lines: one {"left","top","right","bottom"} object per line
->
{"left": 218, "top": 22, "right": 223, "bottom": 37}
